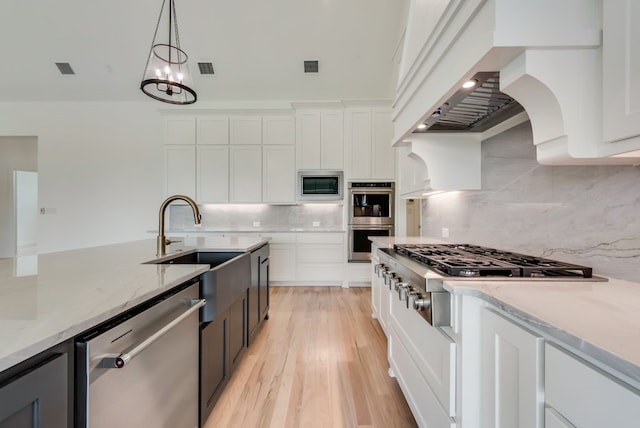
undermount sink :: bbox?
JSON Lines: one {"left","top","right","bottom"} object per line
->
{"left": 146, "top": 251, "right": 250, "bottom": 323}
{"left": 152, "top": 251, "right": 243, "bottom": 268}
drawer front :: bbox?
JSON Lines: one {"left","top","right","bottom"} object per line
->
{"left": 296, "top": 233, "right": 344, "bottom": 244}
{"left": 388, "top": 327, "right": 456, "bottom": 428}
{"left": 297, "top": 263, "right": 344, "bottom": 282}
{"left": 389, "top": 289, "right": 456, "bottom": 416}
{"left": 545, "top": 344, "right": 640, "bottom": 428}
{"left": 297, "top": 244, "right": 344, "bottom": 263}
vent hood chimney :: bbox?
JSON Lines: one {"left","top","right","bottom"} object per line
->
{"left": 393, "top": 0, "right": 640, "bottom": 171}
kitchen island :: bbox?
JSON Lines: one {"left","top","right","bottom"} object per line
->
{"left": 0, "top": 235, "right": 268, "bottom": 373}
{"left": 370, "top": 236, "right": 640, "bottom": 427}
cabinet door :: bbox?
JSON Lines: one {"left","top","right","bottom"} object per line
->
{"left": 269, "top": 244, "right": 296, "bottom": 282}
{"left": 372, "top": 110, "right": 395, "bottom": 179}
{"left": 197, "top": 146, "right": 229, "bottom": 203}
{"left": 230, "top": 116, "right": 262, "bottom": 145}
{"left": 200, "top": 319, "right": 227, "bottom": 423}
{"left": 602, "top": 1, "right": 640, "bottom": 144}
{"left": 0, "top": 354, "right": 67, "bottom": 428}
{"left": 228, "top": 296, "right": 246, "bottom": 373}
{"left": 263, "top": 145, "right": 295, "bottom": 203}
{"left": 296, "top": 111, "right": 321, "bottom": 169}
{"left": 347, "top": 109, "right": 373, "bottom": 178}
{"left": 482, "top": 308, "right": 544, "bottom": 428}
{"left": 259, "top": 255, "right": 269, "bottom": 321}
{"left": 321, "top": 111, "right": 344, "bottom": 169}
{"left": 164, "top": 116, "right": 195, "bottom": 145}
{"left": 545, "top": 344, "right": 640, "bottom": 428}
{"left": 197, "top": 116, "right": 229, "bottom": 145}
{"left": 263, "top": 116, "right": 295, "bottom": 145}
{"left": 165, "top": 145, "right": 196, "bottom": 199}
{"left": 229, "top": 146, "right": 262, "bottom": 202}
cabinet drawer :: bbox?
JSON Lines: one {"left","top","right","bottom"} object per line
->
{"left": 297, "top": 244, "right": 343, "bottom": 263}
{"left": 296, "top": 233, "right": 344, "bottom": 245}
{"left": 389, "top": 291, "right": 456, "bottom": 417}
{"left": 388, "top": 327, "right": 456, "bottom": 428}
{"left": 545, "top": 344, "right": 640, "bottom": 427}
{"left": 297, "top": 262, "right": 343, "bottom": 282}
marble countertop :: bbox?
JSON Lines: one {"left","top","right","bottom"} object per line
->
{"left": 369, "top": 235, "right": 640, "bottom": 386}
{"left": 165, "top": 228, "right": 346, "bottom": 234}
{"left": 0, "top": 236, "right": 268, "bottom": 373}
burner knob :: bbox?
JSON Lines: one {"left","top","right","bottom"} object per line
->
{"left": 406, "top": 290, "right": 418, "bottom": 309}
{"left": 383, "top": 271, "right": 395, "bottom": 285}
{"left": 388, "top": 276, "right": 400, "bottom": 290}
{"left": 413, "top": 296, "right": 431, "bottom": 312}
{"left": 374, "top": 264, "right": 384, "bottom": 275}
{"left": 396, "top": 282, "right": 409, "bottom": 300}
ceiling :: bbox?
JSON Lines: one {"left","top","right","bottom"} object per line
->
{"left": 2, "top": 0, "right": 407, "bottom": 103}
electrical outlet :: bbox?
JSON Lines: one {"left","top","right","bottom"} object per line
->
{"left": 312, "top": 221, "right": 320, "bottom": 227}
{"left": 442, "top": 227, "right": 449, "bottom": 238}
{"left": 252, "top": 221, "right": 261, "bottom": 228}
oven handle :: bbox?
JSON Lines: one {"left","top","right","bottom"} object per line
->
{"left": 101, "top": 298, "right": 206, "bottom": 369}
{"left": 349, "top": 225, "right": 394, "bottom": 230}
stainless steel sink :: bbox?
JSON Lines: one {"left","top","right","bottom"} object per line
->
{"left": 147, "top": 251, "right": 250, "bottom": 322}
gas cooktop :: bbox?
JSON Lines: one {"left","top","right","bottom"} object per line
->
{"left": 393, "top": 244, "right": 595, "bottom": 279}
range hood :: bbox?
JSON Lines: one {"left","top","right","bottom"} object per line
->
{"left": 415, "top": 72, "right": 524, "bottom": 133}
{"left": 393, "top": 0, "right": 640, "bottom": 169}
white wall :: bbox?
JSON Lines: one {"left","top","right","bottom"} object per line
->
{"left": 0, "top": 102, "right": 165, "bottom": 253}
{"left": 15, "top": 170, "right": 38, "bottom": 249}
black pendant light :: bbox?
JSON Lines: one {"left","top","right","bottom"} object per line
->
{"left": 140, "top": 0, "right": 197, "bottom": 105}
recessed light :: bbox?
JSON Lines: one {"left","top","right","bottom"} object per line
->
{"left": 462, "top": 79, "right": 477, "bottom": 89}
{"left": 417, "top": 123, "right": 427, "bottom": 130}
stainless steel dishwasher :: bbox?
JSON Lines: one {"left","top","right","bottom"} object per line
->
{"left": 75, "top": 280, "right": 204, "bottom": 428}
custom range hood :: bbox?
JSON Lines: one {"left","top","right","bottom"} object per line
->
{"left": 393, "top": 0, "right": 640, "bottom": 179}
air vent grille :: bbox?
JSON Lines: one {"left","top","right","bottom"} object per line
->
{"left": 198, "top": 62, "right": 215, "bottom": 75}
{"left": 304, "top": 60, "right": 319, "bottom": 73}
{"left": 55, "top": 62, "right": 75, "bottom": 75}
{"left": 418, "top": 72, "right": 524, "bottom": 132}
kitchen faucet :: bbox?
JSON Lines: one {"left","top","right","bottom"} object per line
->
{"left": 157, "top": 194, "right": 201, "bottom": 256}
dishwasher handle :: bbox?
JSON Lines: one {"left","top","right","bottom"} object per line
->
{"left": 102, "top": 298, "right": 206, "bottom": 369}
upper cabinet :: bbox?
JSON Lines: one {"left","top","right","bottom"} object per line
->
{"left": 230, "top": 116, "right": 262, "bottom": 145}
{"left": 393, "top": 0, "right": 640, "bottom": 166}
{"left": 295, "top": 108, "right": 344, "bottom": 170}
{"left": 602, "top": 1, "right": 640, "bottom": 152}
{"left": 345, "top": 108, "right": 395, "bottom": 180}
{"left": 262, "top": 116, "right": 295, "bottom": 146}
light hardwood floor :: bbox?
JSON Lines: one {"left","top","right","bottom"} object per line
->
{"left": 205, "top": 286, "right": 417, "bottom": 428}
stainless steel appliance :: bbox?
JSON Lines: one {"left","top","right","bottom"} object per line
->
{"left": 297, "top": 170, "right": 343, "bottom": 201}
{"left": 376, "top": 243, "right": 605, "bottom": 326}
{"left": 76, "top": 280, "right": 204, "bottom": 428}
{"left": 348, "top": 182, "right": 395, "bottom": 262}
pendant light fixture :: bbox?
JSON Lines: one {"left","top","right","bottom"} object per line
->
{"left": 140, "top": 0, "right": 197, "bottom": 105}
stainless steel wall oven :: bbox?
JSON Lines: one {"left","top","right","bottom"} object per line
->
{"left": 348, "top": 182, "right": 395, "bottom": 262}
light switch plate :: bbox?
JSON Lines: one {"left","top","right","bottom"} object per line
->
{"left": 312, "top": 221, "right": 320, "bottom": 227}
{"left": 442, "top": 227, "right": 449, "bottom": 238}
{"left": 252, "top": 221, "right": 261, "bottom": 227}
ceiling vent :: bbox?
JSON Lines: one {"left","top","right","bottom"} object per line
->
{"left": 304, "top": 60, "right": 319, "bottom": 73}
{"left": 55, "top": 62, "right": 75, "bottom": 75}
{"left": 416, "top": 72, "right": 524, "bottom": 133}
{"left": 197, "top": 62, "right": 215, "bottom": 75}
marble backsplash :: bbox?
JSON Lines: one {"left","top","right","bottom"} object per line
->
{"left": 169, "top": 203, "right": 344, "bottom": 231}
{"left": 420, "top": 121, "right": 640, "bottom": 282}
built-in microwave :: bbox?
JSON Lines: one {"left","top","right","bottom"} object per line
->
{"left": 297, "top": 170, "right": 343, "bottom": 201}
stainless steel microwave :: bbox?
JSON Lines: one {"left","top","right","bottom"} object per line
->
{"left": 297, "top": 170, "right": 343, "bottom": 201}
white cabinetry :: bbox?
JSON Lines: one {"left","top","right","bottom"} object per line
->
{"left": 545, "top": 344, "right": 640, "bottom": 428}
{"left": 602, "top": 1, "right": 640, "bottom": 148}
{"left": 197, "top": 146, "right": 229, "bottom": 203}
{"left": 346, "top": 108, "right": 395, "bottom": 180}
{"left": 296, "top": 233, "right": 344, "bottom": 283}
{"left": 262, "top": 116, "right": 295, "bottom": 146}
{"left": 230, "top": 116, "right": 262, "bottom": 145}
{"left": 296, "top": 110, "right": 344, "bottom": 170}
{"left": 197, "top": 116, "right": 229, "bottom": 145}
{"left": 267, "top": 234, "right": 297, "bottom": 282}
{"left": 229, "top": 146, "right": 262, "bottom": 202}
{"left": 481, "top": 308, "right": 544, "bottom": 428}
{"left": 263, "top": 145, "right": 295, "bottom": 203}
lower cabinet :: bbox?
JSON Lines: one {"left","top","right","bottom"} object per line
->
{"left": 248, "top": 244, "right": 269, "bottom": 345}
{"left": 545, "top": 344, "right": 640, "bottom": 428}
{"left": 0, "top": 353, "right": 68, "bottom": 428}
{"left": 200, "top": 294, "right": 248, "bottom": 425}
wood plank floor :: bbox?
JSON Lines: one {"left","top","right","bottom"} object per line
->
{"left": 204, "top": 286, "right": 417, "bottom": 428}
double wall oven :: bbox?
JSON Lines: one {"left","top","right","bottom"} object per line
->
{"left": 348, "top": 182, "right": 395, "bottom": 262}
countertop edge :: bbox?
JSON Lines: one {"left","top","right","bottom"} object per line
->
{"left": 444, "top": 283, "right": 640, "bottom": 389}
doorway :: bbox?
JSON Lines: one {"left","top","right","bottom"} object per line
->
{"left": 0, "top": 137, "right": 38, "bottom": 258}
{"left": 406, "top": 199, "right": 421, "bottom": 236}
